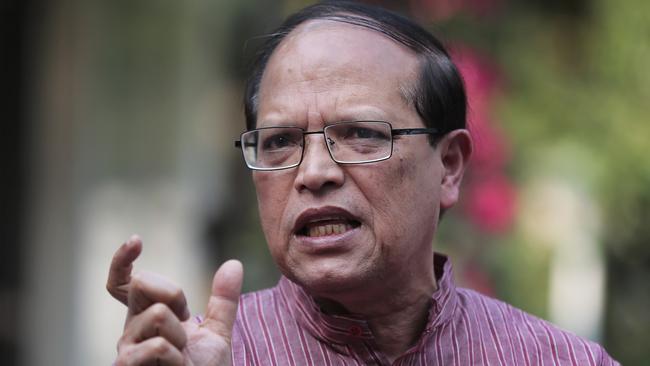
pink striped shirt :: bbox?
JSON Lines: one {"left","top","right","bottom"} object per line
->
{"left": 230, "top": 254, "right": 619, "bottom": 365}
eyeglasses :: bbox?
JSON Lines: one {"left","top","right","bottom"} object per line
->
{"left": 234, "top": 121, "right": 440, "bottom": 171}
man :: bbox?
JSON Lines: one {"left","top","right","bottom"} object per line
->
{"left": 107, "top": 1, "right": 619, "bottom": 365}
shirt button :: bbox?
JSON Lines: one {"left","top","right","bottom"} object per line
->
{"left": 348, "top": 325, "right": 363, "bottom": 336}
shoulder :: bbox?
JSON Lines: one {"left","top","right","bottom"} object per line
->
{"left": 454, "top": 288, "right": 619, "bottom": 366}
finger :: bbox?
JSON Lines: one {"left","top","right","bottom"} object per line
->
{"left": 128, "top": 271, "right": 191, "bottom": 321}
{"left": 201, "top": 260, "right": 243, "bottom": 340}
{"left": 121, "top": 303, "right": 187, "bottom": 350}
{"left": 115, "top": 336, "right": 184, "bottom": 366}
{"left": 107, "top": 234, "right": 143, "bottom": 305}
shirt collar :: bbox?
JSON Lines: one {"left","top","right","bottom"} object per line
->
{"left": 277, "top": 253, "right": 458, "bottom": 344}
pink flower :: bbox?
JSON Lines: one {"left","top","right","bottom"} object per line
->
{"left": 451, "top": 46, "right": 510, "bottom": 171}
{"left": 448, "top": 46, "right": 517, "bottom": 234}
{"left": 464, "top": 175, "right": 517, "bottom": 234}
{"left": 451, "top": 46, "right": 502, "bottom": 114}
{"left": 468, "top": 114, "right": 510, "bottom": 172}
{"left": 409, "top": 0, "right": 503, "bottom": 20}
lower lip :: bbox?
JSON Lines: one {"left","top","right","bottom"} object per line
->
{"left": 293, "top": 225, "right": 361, "bottom": 253}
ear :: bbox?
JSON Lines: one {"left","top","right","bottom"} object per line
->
{"left": 438, "top": 129, "right": 472, "bottom": 210}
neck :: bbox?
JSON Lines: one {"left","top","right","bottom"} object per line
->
{"left": 365, "top": 293, "right": 433, "bottom": 363}
{"left": 316, "top": 271, "right": 437, "bottom": 362}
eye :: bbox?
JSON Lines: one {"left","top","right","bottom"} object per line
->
{"left": 261, "top": 132, "right": 298, "bottom": 150}
{"left": 346, "top": 126, "right": 389, "bottom": 140}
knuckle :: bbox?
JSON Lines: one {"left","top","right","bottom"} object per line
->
{"left": 151, "top": 336, "right": 170, "bottom": 354}
{"left": 116, "top": 329, "right": 138, "bottom": 353}
{"left": 170, "top": 286, "right": 184, "bottom": 301}
{"left": 117, "top": 334, "right": 128, "bottom": 352}
{"left": 149, "top": 302, "right": 170, "bottom": 323}
{"left": 129, "top": 273, "right": 144, "bottom": 290}
{"left": 114, "top": 347, "right": 133, "bottom": 366}
{"left": 117, "top": 326, "right": 136, "bottom": 349}
{"left": 106, "top": 282, "right": 119, "bottom": 297}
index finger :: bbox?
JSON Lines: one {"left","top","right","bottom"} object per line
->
{"left": 107, "top": 234, "right": 143, "bottom": 305}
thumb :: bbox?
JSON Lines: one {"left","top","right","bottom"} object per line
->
{"left": 201, "top": 260, "right": 243, "bottom": 340}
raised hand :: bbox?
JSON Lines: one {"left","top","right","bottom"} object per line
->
{"left": 107, "top": 235, "right": 243, "bottom": 366}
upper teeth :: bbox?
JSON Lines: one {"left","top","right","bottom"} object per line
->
{"left": 307, "top": 223, "right": 353, "bottom": 237}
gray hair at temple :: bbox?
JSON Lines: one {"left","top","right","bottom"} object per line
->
{"left": 243, "top": 0, "right": 467, "bottom": 145}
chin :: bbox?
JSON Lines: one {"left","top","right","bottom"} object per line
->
{"left": 284, "top": 259, "right": 374, "bottom": 297}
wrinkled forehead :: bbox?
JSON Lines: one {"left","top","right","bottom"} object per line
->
{"left": 258, "top": 19, "right": 420, "bottom": 102}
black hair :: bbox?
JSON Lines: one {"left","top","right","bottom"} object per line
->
{"left": 243, "top": 0, "right": 466, "bottom": 144}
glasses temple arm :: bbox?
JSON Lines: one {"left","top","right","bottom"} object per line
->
{"left": 391, "top": 128, "right": 439, "bottom": 136}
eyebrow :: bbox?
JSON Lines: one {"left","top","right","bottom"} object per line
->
{"left": 331, "top": 106, "right": 390, "bottom": 121}
{"left": 256, "top": 112, "right": 392, "bottom": 129}
{"left": 256, "top": 121, "right": 298, "bottom": 128}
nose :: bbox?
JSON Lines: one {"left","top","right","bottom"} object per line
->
{"left": 294, "top": 134, "right": 345, "bottom": 193}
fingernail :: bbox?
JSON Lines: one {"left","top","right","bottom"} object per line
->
{"left": 127, "top": 234, "right": 141, "bottom": 245}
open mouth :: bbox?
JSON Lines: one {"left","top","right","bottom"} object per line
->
{"left": 297, "top": 218, "right": 361, "bottom": 238}
{"left": 293, "top": 207, "right": 362, "bottom": 239}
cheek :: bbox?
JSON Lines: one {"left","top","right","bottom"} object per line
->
{"left": 359, "top": 159, "right": 417, "bottom": 234}
{"left": 368, "top": 153, "right": 440, "bottom": 242}
{"left": 253, "top": 172, "right": 293, "bottom": 237}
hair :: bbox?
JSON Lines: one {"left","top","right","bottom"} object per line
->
{"left": 243, "top": 0, "right": 466, "bottom": 144}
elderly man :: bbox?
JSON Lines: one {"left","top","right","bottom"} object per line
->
{"left": 107, "top": 1, "right": 618, "bottom": 365}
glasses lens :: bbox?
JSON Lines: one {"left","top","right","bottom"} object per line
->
{"left": 241, "top": 127, "right": 303, "bottom": 170}
{"left": 325, "top": 121, "right": 392, "bottom": 163}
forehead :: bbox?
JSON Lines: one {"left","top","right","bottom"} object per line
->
{"left": 257, "top": 20, "right": 420, "bottom": 124}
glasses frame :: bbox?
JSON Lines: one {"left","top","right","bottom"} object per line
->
{"left": 234, "top": 120, "right": 441, "bottom": 171}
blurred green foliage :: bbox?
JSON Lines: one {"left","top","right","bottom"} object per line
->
{"left": 449, "top": 0, "right": 650, "bottom": 363}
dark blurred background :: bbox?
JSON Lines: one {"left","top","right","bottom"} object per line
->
{"left": 2, "top": 0, "right": 648, "bottom": 365}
